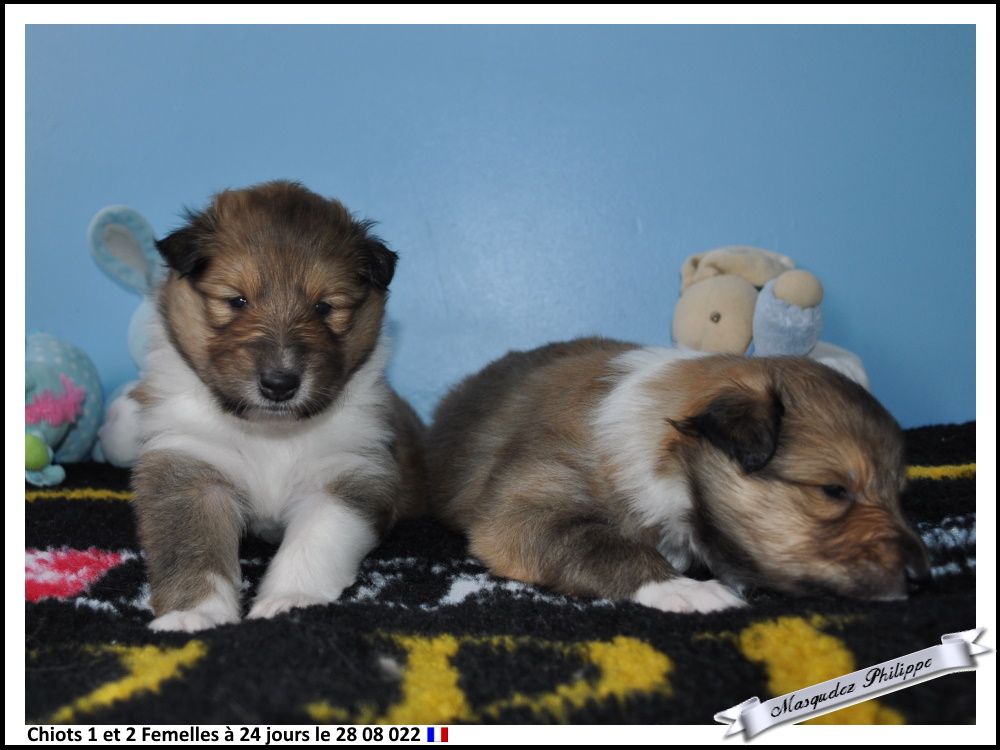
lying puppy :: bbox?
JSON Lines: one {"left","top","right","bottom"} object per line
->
{"left": 132, "top": 181, "right": 425, "bottom": 631}
{"left": 427, "top": 338, "right": 929, "bottom": 612}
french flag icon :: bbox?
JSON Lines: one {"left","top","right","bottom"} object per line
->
{"left": 427, "top": 727, "right": 449, "bottom": 742}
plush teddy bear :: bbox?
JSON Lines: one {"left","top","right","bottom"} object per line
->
{"left": 88, "top": 206, "right": 165, "bottom": 467}
{"left": 672, "top": 245, "right": 824, "bottom": 356}
{"left": 671, "top": 245, "right": 869, "bottom": 388}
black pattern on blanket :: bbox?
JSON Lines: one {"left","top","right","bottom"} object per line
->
{"left": 25, "top": 423, "right": 976, "bottom": 725}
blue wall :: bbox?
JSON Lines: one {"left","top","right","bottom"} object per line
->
{"left": 26, "top": 25, "right": 975, "bottom": 428}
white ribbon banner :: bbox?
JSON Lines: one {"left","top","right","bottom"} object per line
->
{"left": 714, "top": 627, "right": 990, "bottom": 738}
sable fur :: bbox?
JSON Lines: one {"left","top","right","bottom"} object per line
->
{"left": 132, "top": 181, "right": 425, "bottom": 631}
{"left": 426, "top": 338, "right": 929, "bottom": 609}
{"left": 132, "top": 450, "right": 243, "bottom": 614}
{"left": 155, "top": 181, "right": 396, "bottom": 421}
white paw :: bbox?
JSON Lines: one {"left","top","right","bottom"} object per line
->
{"left": 147, "top": 574, "right": 240, "bottom": 632}
{"left": 247, "top": 592, "right": 337, "bottom": 620}
{"left": 149, "top": 607, "right": 238, "bottom": 632}
{"left": 633, "top": 578, "right": 746, "bottom": 614}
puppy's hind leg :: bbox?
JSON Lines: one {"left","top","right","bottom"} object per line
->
{"left": 132, "top": 451, "right": 244, "bottom": 632}
{"left": 470, "top": 481, "right": 745, "bottom": 614}
{"left": 248, "top": 470, "right": 390, "bottom": 619}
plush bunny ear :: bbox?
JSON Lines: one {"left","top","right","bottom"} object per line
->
{"left": 89, "top": 206, "right": 165, "bottom": 296}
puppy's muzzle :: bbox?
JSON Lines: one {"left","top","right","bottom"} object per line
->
{"left": 258, "top": 368, "right": 301, "bottom": 402}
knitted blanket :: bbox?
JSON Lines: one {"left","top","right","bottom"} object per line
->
{"left": 25, "top": 422, "right": 976, "bottom": 725}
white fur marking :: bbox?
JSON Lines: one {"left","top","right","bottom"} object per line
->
{"left": 140, "top": 318, "right": 396, "bottom": 526}
{"left": 592, "top": 346, "right": 705, "bottom": 564}
{"left": 148, "top": 573, "right": 240, "bottom": 632}
{"left": 633, "top": 578, "right": 746, "bottom": 614}
{"left": 248, "top": 497, "right": 377, "bottom": 619}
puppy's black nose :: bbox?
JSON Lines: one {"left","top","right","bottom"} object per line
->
{"left": 258, "top": 369, "right": 301, "bottom": 402}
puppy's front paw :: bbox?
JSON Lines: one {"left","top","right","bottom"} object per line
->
{"left": 149, "top": 605, "right": 239, "bottom": 632}
{"left": 247, "top": 592, "right": 337, "bottom": 620}
{"left": 633, "top": 578, "right": 746, "bottom": 614}
{"left": 147, "top": 575, "right": 241, "bottom": 632}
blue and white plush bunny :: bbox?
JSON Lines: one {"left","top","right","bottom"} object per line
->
{"left": 89, "top": 206, "right": 166, "bottom": 467}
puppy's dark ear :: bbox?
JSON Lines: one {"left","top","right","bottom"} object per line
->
{"left": 156, "top": 226, "right": 208, "bottom": 278}
{"left": 672, "top": 388, "right": 784, "bottom": 473}
{"left": 360, "top": 238, "right": 398, "bottom": 291}
{"left": 354, "top": 223, "right": 398, "bottom": 291}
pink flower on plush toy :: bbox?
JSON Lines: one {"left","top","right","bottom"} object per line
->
{"left": 25, "top": 374, "right": 86, "bottom": 427}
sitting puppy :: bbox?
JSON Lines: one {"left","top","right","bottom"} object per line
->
{"left": 132, "top": 181, "right": 425, "bottom": 631}
{"left": 427, "top": 338, "right": 929, "bottom": 612}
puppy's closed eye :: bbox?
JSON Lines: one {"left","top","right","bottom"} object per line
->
{"left": 821, "top": 484, "right": 850, "bottom": 501}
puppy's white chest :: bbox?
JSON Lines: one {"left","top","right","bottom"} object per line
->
{"left": 222, "top": 433, "right": 325, "bottom": 520}
{"left": 145, "top": 391, "right": 387, "bottom": 524}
